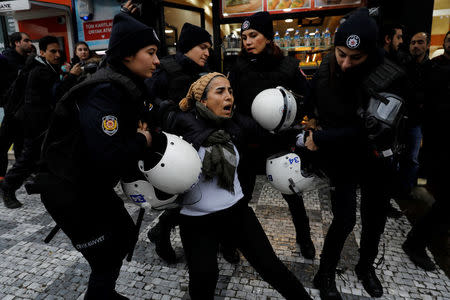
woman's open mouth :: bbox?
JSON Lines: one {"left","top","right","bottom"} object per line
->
{"left": 223, "top": 105, "right": 232, "bottom": 112}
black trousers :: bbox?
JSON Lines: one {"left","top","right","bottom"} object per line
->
{"left": 2, "top": 135, "right": 42, "bottom": 191}
{"left": 179, "top": 200, "right": 311, "bottom": 300}
{"left": 319, "top": 157, "right": 391, "bottom": 273}
{"left": 408, "top": 175, "right": 450, "bottom": 246}
{"left": 40, "top": 175, "right": 135, "bottom": 299}
{"left": 0, "top": 115, "right": 24, "bottom": 177}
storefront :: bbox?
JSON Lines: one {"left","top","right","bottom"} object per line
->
{"left": 0, "top": 0, "right": 74, "bottom": 62}
{"left": 0, "top": 1, "right": 32, "bottom": 52}
{"left": 213, "top": 0, "right": 366, "bottom": 74}
{"left": 430, "top": 0, "right": 449, "bottom": 58}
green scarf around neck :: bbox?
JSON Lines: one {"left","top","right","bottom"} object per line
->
{"left": 196, "top": 102, "right": 237, "bottom": 193}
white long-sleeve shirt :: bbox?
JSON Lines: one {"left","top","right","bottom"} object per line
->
{"left": 180, "top": 144, "right": 244, "bottom": 216}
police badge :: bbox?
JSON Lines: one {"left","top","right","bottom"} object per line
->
{"left": 346, "top": 34, "right": 360, "bottom": 49}
{"left": 102, "top": 115, "right": 118, "bottom": 136}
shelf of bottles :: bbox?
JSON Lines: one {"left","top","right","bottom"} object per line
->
{"left": 274, "top": 27, "right": 333, "bottom": 52}
{"left": 274, "top": 27, "right": 334, "bottom": 69}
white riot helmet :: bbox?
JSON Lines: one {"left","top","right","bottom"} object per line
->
{"left": 266, "top": 152, "right": 316, "bottom": 195}
{"left": 138, "top": 132, "right": 202, "bottom": 195}
{"left": 251, "top": 86, "right": 297, "bottom": 132}
{"left": 121, "top": 175, "right": 179, "bottom": 210}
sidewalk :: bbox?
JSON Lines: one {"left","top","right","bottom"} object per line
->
{"left": 0, "top": 176, "right": 449, "bottom": 299}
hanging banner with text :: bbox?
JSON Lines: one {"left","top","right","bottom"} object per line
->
{"left": 83, "top": 20, "right": 113, "bottom": 41}
{"left": 0, "top": 0, "right": 30, "bottom": 13}
{"left": 74, "top": 0, "right": 121, "bottom": 50}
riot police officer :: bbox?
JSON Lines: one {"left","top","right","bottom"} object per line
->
{"left": 306, "top": 8, "right": 409, "bottom": 299}
{"left": 228, "top": 11, "right": 315, "bottom": 260}
{"left": 37, "top": 12, "right": 160, "bottom": 299}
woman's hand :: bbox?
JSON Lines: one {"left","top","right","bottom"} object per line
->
{"left": 70, "top": 63, "right": 82, "bottom": 76}
{"left": 305, "top": 130, "right": 318, "bottom": 151}
{"left": 137, "top": 121, "right": 152, "bottom": 147}
{"left": 121, "top": 0, "right": 138, "bottom": 14}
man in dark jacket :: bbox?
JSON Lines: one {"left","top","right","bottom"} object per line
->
{"left": 397, "top": 32, "right": 430, "bottom": 200}
{"left": 307, "top": 8, "right": 408, "bottom": 299}
{"left": 379, "top": 23, "right": 406, "bottom": 218}
{"left": 402, "top": 31, "right": 450, "bottom": 271}
{"left": 2, "top": 32, "right": 32, "bottom": 83}
{"left": 145, "top": 22, "right": 213, "bottom": 264}
{"left": 0, "top": 36, "right": 64, "bottom": 209}
{"left": 0, "top": 32, "right": 33, "bottom": 181}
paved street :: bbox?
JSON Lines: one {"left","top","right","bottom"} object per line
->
{"left": 1, "top": 176, "right": 449, "bottom": 300}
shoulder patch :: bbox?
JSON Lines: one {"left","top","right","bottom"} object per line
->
{"left": 102, "top": 115, "right": 118, "bottom": 136}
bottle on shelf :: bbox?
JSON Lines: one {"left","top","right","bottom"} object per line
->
{"left": 314, "top": 28, "right": 321, "bottom": 47}
{"left": 274, "top": 31, "right": 281, "bottom": 48}
{"left": 294, "top": 29, "right": 300, "bottom": 47}
{"left": 331, "top": 27, "right": 338, "bottom": 45}
{"left": 284, "top": 30, "right": 291, "bottom": 48}
{"left": 323, "top": 27, "right": 331, "bottom": 47}
{"left": 303, "top": 29, "right": 311, "bottom": 47}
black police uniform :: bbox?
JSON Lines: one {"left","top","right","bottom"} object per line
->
{"left": 310, "top": 51, "right": 407, "bottom": 279}
{"left": 228, "top": 52, "right": 315, "bottom": 257}
{"left": 39, "top": 64, "right": 152, "bottom": 299}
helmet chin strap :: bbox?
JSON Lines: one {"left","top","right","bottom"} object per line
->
{"left": 274, "top": 88, "right": 289, "bottom": 132}
{"left": 288, "top": 178, "right": 302, "bottom": 197}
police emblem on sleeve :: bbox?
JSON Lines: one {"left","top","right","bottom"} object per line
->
{"left": 346, "top": 35, "right": 360, "bottom": 49}
{"left": 242, "top": 20, "right": 250, "bottom": 31}
{"left": 102, "top": 115, "right": 118, "bottom": 136}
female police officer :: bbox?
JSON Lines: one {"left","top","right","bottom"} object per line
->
{"left": 37, "top": 11, "right": 160, "bottom": 299}
{"left": 306, "top": 8, "right": 408, "bottom": 299}
{"left": 228, "top": 11, "right": 315, "bottom": 259}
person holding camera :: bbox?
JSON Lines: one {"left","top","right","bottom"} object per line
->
{"left": 71, "top": 41, "right": 101, "bottom": 76}
{"left": 305, "top": 8, "right": 410, "bottom": 299}
{"left": 228, "top": 11, "right": 315, "bottom": 260}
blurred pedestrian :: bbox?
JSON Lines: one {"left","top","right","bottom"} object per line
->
{"left": 402, "top": 31, "right": 450, "bottom": 271}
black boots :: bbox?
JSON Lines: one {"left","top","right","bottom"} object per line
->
{"left": 402, "top": 238, "right": 436, "bottom": 271}
{"left": 313, "top": 272, "right": 342, "bottom": 300}
{"left": 0, "top": 182, "right": 21, "bottom": 209}
{"left": 355, "top": 264, "right": 383, "bottom": 298}
{"left": 147, "top": 221, "right": 177, "bottom": 264}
